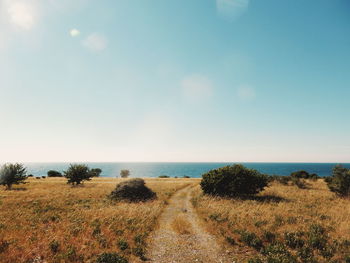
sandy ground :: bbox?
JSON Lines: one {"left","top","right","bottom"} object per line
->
{"left": 147, "top": 186, "right": 232, "bottom": 263}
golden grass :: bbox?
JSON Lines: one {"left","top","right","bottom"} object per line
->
{"left": 192, "top": 179, "right": 350, "bottom": 262}
{"left": 0, "top": 177, "right": 192, "bottom": 263}
{"left": 171, "top": 214, "right": 192, "bottom": 235}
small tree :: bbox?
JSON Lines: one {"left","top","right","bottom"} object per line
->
{"left": 120, "top": 169, "right": 130, "bottom": 178}
{"left": 326, "top": 165, "right": 350, "bottom": 197}
{"left": 0, "top": 163, "right": 28, "bottom": 190}
{"left": 200, "top": 164, "right": 268, "bottom": 197}
{"left": 90, "top": 168, "right": 102, "bottom": 177}
{"left": 47, "top": 170, "right": 63, "bottom": 177}
{"left": 64, "top": 164, "right": 94, "bottom": 185}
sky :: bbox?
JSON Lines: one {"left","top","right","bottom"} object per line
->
{"left": 0, "top": 0, "right": 350, "bottom": 162}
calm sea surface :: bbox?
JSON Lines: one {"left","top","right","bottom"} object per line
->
{"left": 22, "top": 162, "right": 350, "bottom": 178}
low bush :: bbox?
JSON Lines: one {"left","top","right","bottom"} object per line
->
{"left": 120, "top": 169, "right": 130, "bottom": 178}
{"left": 95, "top": 252, "right": 128, "bottom": 263}
{"left": 239, "top": 230, "right": 263, "bottom": 250}
{"left": 200, "top": 164, "right": 268, "bottom": 197}
{"left": 47, "top": 170, "right": 63, "bottom": 177}
{"left": 109, "top": 178, "right": 156, "bottom": 202}
{"left": 326, "top": 165, "right": 350, "bottom": 197}
{"left": 158, "top": 175, "right": 170, "bottom": 178}
{"left": 291, "top": 170, "right": 319, "bottom": 180}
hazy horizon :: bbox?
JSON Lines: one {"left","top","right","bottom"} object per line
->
{"left": 1, "top": 0, "right": 349, "bottom": 163}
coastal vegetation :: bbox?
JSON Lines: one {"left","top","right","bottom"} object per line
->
{"left": 0, "top": 163, "right": 28, "bottom": 190}
{"left": 200, "top": 164, "right": 268, "bottom": 197}
{"left": 1, "top": 163, "right": 350, "bottom": 262}
{"left": 0, "top": 177, "right": 192, "bottom": 263}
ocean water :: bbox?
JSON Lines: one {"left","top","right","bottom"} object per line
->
{"left": 22, "top": 162, "right": 350, "bottom": 178}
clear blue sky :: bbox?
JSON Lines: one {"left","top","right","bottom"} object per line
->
{"left": 0, "top": 0, "right": 349, "bottom": 162}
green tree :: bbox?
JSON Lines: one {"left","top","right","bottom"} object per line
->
{"left": 90, "top": 168, "right": 102, "bottom": 177}
{"left": 200, "top": 164, "right": 268, "bottom": 197}
{"left": 64, "top": 164, "right": 94, "bottom": 185}
{"left": 326, "top": 165, "right": 350, "bottom": 197}
{"left": 47, "top": 170, "right": 63, "bottom": 177}
{"left": 0, "top": 163, "right": 28, "bottom": 190}
{"left": 120, "top": 169, "right": 130, "bottom": 178}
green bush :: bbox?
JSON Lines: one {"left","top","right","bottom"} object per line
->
{"left": 47, "top": 170, "right": 62, "bottom": 177}
{"left": 239, "top": 230, "right": 263, "bottom": 250}
{"left": 95, "top": 253, "right": 128, "bottom": 263}
{"left": 109, "top": 178, "right": 156, "bottom": 202}
{"left": 200, "top": 164, "right": 268, "bottom": 197}
{"left": 326, "top": 165, "right": 350, "bottom": 197}
{"left": 63, "top": 164, "right": 97, "bottom": 185}
{"left": 120, "top": 169, "right": 130, "bottom": 178}
{"left": 0, "top": 163, "right": 27, "bottom": 190}
{"left": 262, "top": 242, "right": 297, "bottom": 263}
{"left": 158, "top": 175, "right": 170, "bottom": 178}
{"left": 284, "top": 232, "right": 304, "bottom": 249}
{"left": 90, "top": 168, "right": 102, "bottom": 177}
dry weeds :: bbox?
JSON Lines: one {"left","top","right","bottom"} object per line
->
{"left": 0, "top": 177, "right": 191, "bottom": 263}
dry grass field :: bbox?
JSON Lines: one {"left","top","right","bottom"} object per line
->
{"left": 1, "top": 177, "right": 350, "bottom": 263}
{"left": 191, "top": 179, "right": 350, "bottom": 262}
{"left": 0, "top": 177, "right": 192, "bottom": 263}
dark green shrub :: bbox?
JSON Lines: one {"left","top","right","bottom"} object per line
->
{"left": 133, "top": 246, "right": 147, "bottom": 260}
{"left": 291, "top": 170, "right": 310, "bottom": 179}
{"left": 262, "top": 242, "right": 297, "bottom": 263}
{"left": 90, "top": 168, "right": 102, "bottom": 177}
{"left": 291, "top": 177, "right": 309, "bottom": 189}
{"left": 0, "top": 239, "right": 9, "bottom": 253}
{"left": 183, "top": 175, "right": 190, "bottom": 178}
{"left": 262, "top": 231, "right": 276, "bottom": 243}
{"left": 0, "top": 163, "right": 27, "bottom": 189}
{"left": 345, "top": 255, "right": 350, "bottom": 263}
{"left": 47, "top": 170, "right": 63, "bottom": 177}
{"left": 284, "top": 232, "right": 304, "bottom": 249}
{"left": 64, "top": 164, "right": 95, "bottom": 185}
{"left": 109, "top": 178, "right": 156, "bottom": 202}
{"left": 200, "top": 164, "right": 268, "bottom": 197}
{"left": 297, "top": 246, "right": 316, "bottom": 263}
{"left": 158, "top": 175, "right": 170, "bottom": 178}
{"left": 326, "top": 165, "right": 350, "bottom": 197}
{"left": 117, "top": 239, "right": 129, "bottom": 250}
{"left": 49, "top": 240, "right": 60, "bottom": 253}
{"left": 226, "top": 236, "right": 235, "bottom": 245}
{"left": 307, "top": 224, "right": 328, "bottom": 250}
{"left": 41, "top": 176, "right": 46, "bottom": 179}
{"left": 95, "top": 252, "right": 128, "bottom": 263}
{"left": 239, "top": 230, "right": 263, "bottom": 250}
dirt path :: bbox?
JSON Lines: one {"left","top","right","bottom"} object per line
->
{"left": 147, "top": 186, "right": 232, "bottom": 263}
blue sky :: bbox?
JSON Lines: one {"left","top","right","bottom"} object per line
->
{"left": 0, "top": 0, "right": 349, "bottom": 162}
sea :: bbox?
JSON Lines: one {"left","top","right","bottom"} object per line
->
{"left": 21, "top": 162, "right": 350, "bottom": 178}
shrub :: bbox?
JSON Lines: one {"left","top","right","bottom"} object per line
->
{"left": 109, "top": 178, "right": 156, "bottom": 202}
{"left": 63, "top": 164, "right": 96, "bottom": 185}
{"left": 200, "top": 164, "right": 268, "bottom": 197}
{"left": 95, "top": 252, "right": 128, "bottom": 263}
{"left": 291, "top": 177, "right": 309, "bottom": 189}
{"left": 284, "top": 232, "right": 305, "bottom": 249}
{"left": 158, "top": 175, "right": 170, "bottom": 178}
{"left": 0, "top": 163, "right": 27, "bottom": 190}
{"left": 239, "top": 230, "right": 263, "bottom": 250}
{"left": 120, "top": 169, "right": 130, "bottom": 178}
{"left": 90, "top": 168, "right": 102, "bottom": 177}
{"left": 49, "top": 240, "right": 60, "bottom": 253}
{"left": 326, "top": 165, "right": 350, "bottom": 197}
{"left": 47, "top": 170, "right": 63, "bottom": 177}
{"left": 41, "top": 176, "right": 46, "bottom": 179}
{"left": 262, "top": 242, "right": 297, "bottom": 263}
{"left": 291, "top": 170, "right": 310, "bottom": 179}
{"left": 117, "top": 239, "right": 129, "bottom": 250}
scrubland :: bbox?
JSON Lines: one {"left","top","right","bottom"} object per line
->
{"left": 0, "top": 177, "right": 191, "bottom": 263}
{"left": 192, "top": 179, "right": 350, "bottom": 262}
